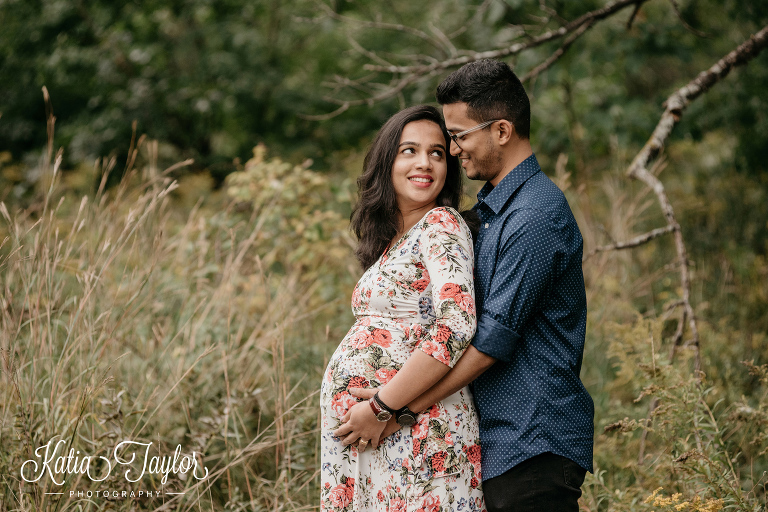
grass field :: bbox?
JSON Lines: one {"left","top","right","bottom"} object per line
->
{"left": 1, "top": 134, "right": 766, "bottom": 511}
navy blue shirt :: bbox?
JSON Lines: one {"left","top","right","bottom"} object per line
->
{"left": 470, "top": 154, "right": 594, "bottom": 479}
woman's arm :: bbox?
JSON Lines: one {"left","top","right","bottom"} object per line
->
{"left": 333, "top": 208, "right": 476, "bottom": 447}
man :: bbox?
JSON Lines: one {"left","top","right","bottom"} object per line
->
{"left": 433, "top": 58, "right": 594, "bottom": 511}
{"left": 341, "top": 59, "right": 594, "bottom": 511}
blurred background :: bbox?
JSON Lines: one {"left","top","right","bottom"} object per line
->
{"left": 1, "top": 1, "right": 767, "bottom": 511}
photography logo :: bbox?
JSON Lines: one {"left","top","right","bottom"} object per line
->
{"left": 21, "top": 436, "right": 209, "bottom": 499}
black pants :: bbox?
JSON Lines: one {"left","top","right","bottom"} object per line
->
{"left": 482, "top": 452, "right": 586, "bottom": 512}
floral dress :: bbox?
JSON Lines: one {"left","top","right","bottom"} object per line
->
{"left": 320, "top": 207, "right": 485, "bottom": 512}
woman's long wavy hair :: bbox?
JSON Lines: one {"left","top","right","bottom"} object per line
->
{"left": 351, "top": 105, "right": 477, "bottom": 269}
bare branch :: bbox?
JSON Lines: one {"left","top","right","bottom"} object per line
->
{"left": 311, "top": 0, "right": 651, "bottom": 119}
{"left": 472, "top": 0, "right": 496, "bottom": 26}
{"left": 301, "top": 70, "right": 444, "bottom": 120}
{"left": 583, "top": 223, "right": 677, "bottom": 261}
{"left": 364, "top": 0, "right": 650, "bottom": 74}
{"left": 628, "top": 25, "right": 768, "bottom": 181}
{"left": 667, "top": 0, "right": 710, "bottom": 38}
{"left": 626, "top": 2, "right": 642, "bottom": 30}
{"left": 429, "top": 23, "right": 458, "bottom": 58}
{"left": 346, "top": 35, "right": 396, "bottom": 69}
{"left": 316, "top": 1, "right": 447, "bottom": 56}
{"left": 632, "top": 29, "right": 768, "bottom": 462}
{"left": 521, "top": 20, "right": 593, "bottom": 83}
{"left": 299, "top": 103, "right": 350, "bottom": 121}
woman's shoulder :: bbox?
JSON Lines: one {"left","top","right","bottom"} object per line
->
{"left": 420, "top": 206, "right": 470, "bottom": 237}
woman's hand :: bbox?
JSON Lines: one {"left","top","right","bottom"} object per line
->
{"left": 349, "top": 388, "right": 403, "bottom": 446}
{"left": 333, "top": 399, "right": 387, "bottom": 449}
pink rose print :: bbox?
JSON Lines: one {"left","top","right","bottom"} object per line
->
{"left": 349, "top": 330, "right": 374, "bottom": 349}
{"left": 439, "top": 282, "right": 463, "bottom": 301}
{"left": 371, "top": 328, "right": 392, "bottom": 347}
{"left": 329, "top": 484, "right": 350, "bottom": 509}
{"left": 433, "top": 323, "right": 452, "bottom": 345}
{"left": 463, "top": 444, "right": 481, "bottom": 466}
{"left": 454, "top": 292, "right": 475, "bottom": 315}
{"left": 330, "top": 392, "right": 358, "bottom": 418}
{"left": 430, "top": 451, "right": 447, "bottom": 473}
{"left": 464, "top": 444, "right": 482, "bottom": 479}
{"left": 416, "top": 494, "right": 442, "bottom": 512}
{"left": 412, "top": 437, "right": 422, "bottom": 455}
{"left": 412, "top": 276, "right": 430, "bottom": 292}
{"left": 421, "top": 338, "right": 450, "bottom": 365}
{"left": 348, "top": 376, "right": 369, "bottom": 389}
{"left": 426, "top": 210, "right": 460, "bottom": 233}
{"left": 351, "top": 286, "right": 362, "bottom": 309}
{"left": 412, "top": 420, "right": 428, "bottom": 438}
{"left": 375, "top": 368, "right": 398, "bottom": 383}
{"left": 344, "top": 477, "right": 355, "bottom": 501}
{"left": 389, "top": 497, "right": 407, "bottom": 512}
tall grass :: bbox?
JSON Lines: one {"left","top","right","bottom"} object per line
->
{"left": 1, "top": 123, "right": 766, "bottom": 511}
{"left": 0, "top": 128, "right": 354, "bottom": 511}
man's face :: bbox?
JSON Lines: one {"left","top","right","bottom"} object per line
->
{"left": 442, "top": 102, "right": 503, "bottom": 183}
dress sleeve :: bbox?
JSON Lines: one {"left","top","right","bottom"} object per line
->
{"left": 416, "top": 207, "right": 477, "bottom": 368}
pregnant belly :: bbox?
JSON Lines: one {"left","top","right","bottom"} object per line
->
{"left": 320, "top": 321, "right": 413, "bottom": 421}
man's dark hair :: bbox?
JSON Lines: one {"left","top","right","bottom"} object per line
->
{"left": 350, "top": 105, "right": 477, "bottom": 269}
{"left": 436, "top": 59, "right": 530, "bottom": 140}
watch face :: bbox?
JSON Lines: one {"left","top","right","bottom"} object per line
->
{"left": 397, "top": 414, "right": 417, "bottom": 427}
{"left": 376, "top": 411, "right": 392, "bottom": 422}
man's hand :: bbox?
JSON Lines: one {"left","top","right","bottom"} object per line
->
{"left": 349, "top": 388, "right": 403, "bottom": 446}
{"left": 333, "top": 399, "right": 387, "bottom": 449}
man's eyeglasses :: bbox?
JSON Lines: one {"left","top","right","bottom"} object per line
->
{"left": 448, "top": 120, "right": 501, "bottom": 150}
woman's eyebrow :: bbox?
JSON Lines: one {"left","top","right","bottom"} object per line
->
{"left": 398, "top": 141, "right": 419, "bottom": 147}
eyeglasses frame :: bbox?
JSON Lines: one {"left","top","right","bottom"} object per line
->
{"left": 448, "top": 119, "right": 502, "bottom": 150}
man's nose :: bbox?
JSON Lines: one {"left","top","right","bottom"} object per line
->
{"left": 449, "top": 140, "right": 462, "bottom": 156}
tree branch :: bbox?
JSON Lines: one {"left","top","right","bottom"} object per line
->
{"left": 521, "top": 20, "right": 593, "bottom": 84}
{"left": 363, "top": 0, "right": 650, "bottom": 74}
{"left": 628, "top": 25, "right": 768, "bottom": 181}
{"left": 315, "top": 1, "right": 448, "bottom": 56}
{"left": 583, "top": 223, "right": 677, "bottom": 261}
{"left": 629, "top": 24, "right": 768, "bottom": 464}
{"left": 310, "top": 0, "right": 650, "bottom": 119}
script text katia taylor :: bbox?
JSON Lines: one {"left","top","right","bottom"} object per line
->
{"left": 21, "top": 438, "right": 209, "bottom": 485}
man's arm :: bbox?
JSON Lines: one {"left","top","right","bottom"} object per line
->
{"left": 349, "top": 345, "right": 496, "bottom": 444}
{"left": 408, "top": 345, "right": 496, "bottom": 413}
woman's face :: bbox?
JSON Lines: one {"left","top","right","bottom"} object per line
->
{"left": 391, "top": 120, "right": 448, "bottom": 215}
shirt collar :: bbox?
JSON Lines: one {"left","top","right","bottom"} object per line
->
{"left": 476, "top": 153, "right": 541, "bottom": 214}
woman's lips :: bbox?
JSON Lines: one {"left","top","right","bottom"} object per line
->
{"left": 408, "top": 176, "right": 434, "bottom": 188}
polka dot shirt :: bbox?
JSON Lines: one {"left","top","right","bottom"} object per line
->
{"left": 470, "top": 153, "right": 594, "bottom": 480}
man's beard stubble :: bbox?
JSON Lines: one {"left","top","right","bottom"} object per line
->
{"left": 462, "top": 138, "right": 503, "bottom": 182}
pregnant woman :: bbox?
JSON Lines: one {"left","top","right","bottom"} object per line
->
{"left": 320, "top": 105, "right": 485, "bottom": 512}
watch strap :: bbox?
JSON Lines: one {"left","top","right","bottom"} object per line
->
{"left": 373, "top": 391, "right": 397, "bottom": 414}
{"left": 368, "top": 396, "right": 392, "bottom": 421}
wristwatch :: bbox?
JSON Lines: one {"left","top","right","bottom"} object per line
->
{"left": 395, "top": 406, "right": 417, "bottom": 427}
{"left": 369, "top": 391, "right": 397, "bottom": 422}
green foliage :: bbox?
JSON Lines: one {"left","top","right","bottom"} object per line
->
{"left": 225, "top": 144, "right": 354, "bottom": 293}
{"left": 2, "top": 1, "right": 768, "bottom": 510}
